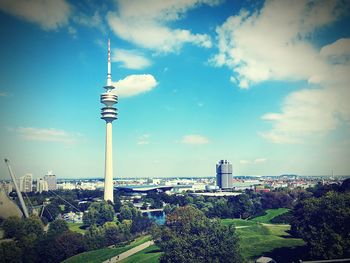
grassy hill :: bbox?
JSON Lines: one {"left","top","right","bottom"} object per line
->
{"left": 221, "top": 208, "right": 305, "bottom": 261}
{"left": 67, "top": 223, "right": 86, "bottom": 234}
{"left": 250, "top": 208, "right": 290, "bottom": 223}
{"left": 63, "top": 235, "right": 152, "bottom": 263}
{"left": 119, "top": 245, "right": 162, "bottom": 263}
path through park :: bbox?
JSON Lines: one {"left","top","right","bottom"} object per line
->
{"left": 103, "top": 240, "right": 154, "bottom": 263}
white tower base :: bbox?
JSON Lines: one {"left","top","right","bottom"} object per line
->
{"left": 104, "top": 121, "right": 114, "bottom": 202}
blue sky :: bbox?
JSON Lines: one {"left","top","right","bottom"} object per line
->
{"left": 0, "top": 0, "right": 350, "bottom": 179}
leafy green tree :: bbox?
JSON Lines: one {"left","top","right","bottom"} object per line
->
{"left": 119, "top": 205, "right": 141, "bottom": 221}
{"left": 103, "top": 222, "right": 119, "bottom": 246}
{"left": 155, "top": 206, "right": 242, "bottom": 263}
{"left": 2, "top": 216, "right": 24, "bottom": 239}
{"left": 48, "top": 219, "right": 69, "bottom": 237}
{"left": 23, "top": 216, "right": 44, "bottom": 238}
{"left": 291, "top": 191, "right": 350, "bottom": 259}
{"left": 54, "top": 231, "right": 85, "bottom": 261}
{"left": 83, "top": 201, "right": 115, "bottom": 226}
{"left": 113, "top": 194, "right": 122, "bottom": 213}
{"left": 131, "top": 215, "right": 153, "bottom": 234}
{"left": 0, "top": 241, "right": 22, "bottom": 263}
{"left": 84, "top": 224, "right": 106, "bottom": 250}
{"left": 119, "top": 205, "right": 133, "bottom": 220}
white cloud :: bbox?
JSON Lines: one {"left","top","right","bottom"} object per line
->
{"left": 137, "top": 134, "right": 150, "bottom": 145}
{"left": 0, "top": 0, "right": 71, "bottom": 30}
{"left": 113, "top": 49, "right": 151, "bottom": 69}
{"left": 320, "top": 38, "right": 350, "bottom": 65}
{"left": 13, "top": 127, "right": 81, "bottom": 144}
{"left": 240, "top": 158, "right": 267, "bottom": 164}
{"left": 180, "top": 134, "right": 209, "bottom": 145}
{"left": 107, "top": 0, "right": 220, "bottom": 53}
{"left": 254, "top": 158, "right": 267, "bottom": 163}
{"left": 112, "top": 74, "right": 158, "bottom": 98}
{"left": 211, "top": 1, "right": 347, "bottom": 88}
{"left": 73, "top": 10, "right": 106, "bottom": 33}
{"left": 212, "top": 0, "right": 350, "bottom": 143}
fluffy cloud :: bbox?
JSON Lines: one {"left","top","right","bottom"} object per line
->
{"left": 14, "top": 127, "right": 80, "bottom": 144}
{"left": 180, "top": 134, "right": 209, "bottom": 144}
{"left": 240, "top": 158, "right": 267, "bottom": 165}
{"left": 112, "top": 74, "right": 158, "bottom": 97}
{"left": 107, "top": 0, "right": 220, "bottom": 53}
{"left": 137, "top": 134, "right": 150, "bottom": 145}
{"left": 113, "top": 49, "right": 151, "bottom": 69}
{"left": 211, "top": 1, "right": 347, "bottom": 88}
{"left": 0, "top": 0, "right": 71, "bottom": 30}
{"left": 212, "top": 0, "right": 350, "bottom": 143}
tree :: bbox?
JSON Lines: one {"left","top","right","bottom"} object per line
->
{"left": 0, "top": 241, "right": 22, "bottom": 263}
{"left": 155, "top": 206, "right": 242, "bottom": 263}
{"left": 291, "top": 191, "right": 350, "bottom": 259}
{"left": 131, "top": 215, "right": 153, "bottom": 234}
{"left": 102, "top": 221, "right": 131, "bottom": 246}
{"left": 54, "top": 231, "right": 85, "bottom": 261}
{"left": 2, "top": 216, "right": 24, "bottom": 239}
{"left": 48, "top": 219, "right": 69, "bottom": 237}
{"left": 119, "top": 205, "right": 141, "bottom": 221}
{"left": 84, "top": 224, "right": 106, "bottom": 250}
{"left": 83, "top": 201, "right": 115, "bottom": 226}
{"left": 23, "top": 216, "right": 44, "bottom": 237}
{"left": 103, "top": 222, "right": 119, "bottom": 246}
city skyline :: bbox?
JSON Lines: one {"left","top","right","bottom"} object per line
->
{"left": 0, "top": 0, "right": 350, "bottom": 179}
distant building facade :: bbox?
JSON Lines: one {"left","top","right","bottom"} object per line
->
{"left": 44, "top": 171, "right": 57, "bottom": 190}
{"left": 18, "top": 174, "right": 33, "bottom": 192}
{"left": 216, "top": 160, "right": 233, "bottom": 189}
{"left": 37, "top": 179, "right": 48, "bottom": 193}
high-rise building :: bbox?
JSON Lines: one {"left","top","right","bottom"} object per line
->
{"left": 216, "top": 160, "right": 233, "bottom": 189}
{"left": 18, "top": 174, "right": 33, "bottom": 192}
{"left": 37, "top": 179, "right": 48, "bottom": 193}
{"left": 100, "top": 39, "right": 118, "bottom": 203}
{"left": 44, "top": 171, "right": 57, "bottom": 190}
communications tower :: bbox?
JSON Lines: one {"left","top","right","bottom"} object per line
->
{"left": 100, "top": 39, "right": 118, "bottom": 202}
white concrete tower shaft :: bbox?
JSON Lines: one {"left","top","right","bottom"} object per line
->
{"left": 100, "top": 38, "right": 118, "bottom": 203}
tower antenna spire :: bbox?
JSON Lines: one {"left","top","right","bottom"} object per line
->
{"left": 107, "top": 38, "right": 112, "bottom": 87}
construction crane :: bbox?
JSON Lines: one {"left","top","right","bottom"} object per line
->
{"left": 4, "top": 158, "right": 29, "bottom": 218}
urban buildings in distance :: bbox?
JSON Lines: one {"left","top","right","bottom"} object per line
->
{"left": 44, "top": 171, "right": 57, "bottom": 191}
{"left": 216, "top": 160, "right": 233, "bottom": 189}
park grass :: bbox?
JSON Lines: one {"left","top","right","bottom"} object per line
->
{"left": 236, "top": 223, "right": 304, "bottom": 260}
{"left": 63, "top": 235, "right": 152, "bottom": 263}
{"left": 68, "top": 223, "right": 86, "bottom": 234}
{"left": 221, "top": 208, "right": 305, "bottom": 261}
{"left": 250, "top": 208, "right": 290, "bottom": 223}
{"left": 221, "top": 218, "right": 256, "bottom": 227}
{"left": 119, "top": 245, "right": 162, "bottom": 263}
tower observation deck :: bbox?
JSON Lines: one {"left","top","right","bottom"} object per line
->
{"left": 101, "top": 39, "right": 117, "bottom": 202}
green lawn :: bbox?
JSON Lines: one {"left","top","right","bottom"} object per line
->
{"left": 221, "top": 208, "right": 305, "bottom": 260}
{"left": 68, "top": 223, "right": 86, "bottom": 234}
{"left": 236, "top": 222, "right": 304, "bottom": 259}
{"left": 63, "top": 235, "right": 152, "bottom": 263}
{"left": 119, "top": 245, "right": 162, "bottom": 263}
{"left": 221, "top": 218, "right": 256, "bottom": 227}
{"left": 250, "top": 208, "right": 290, "bottom": 223}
